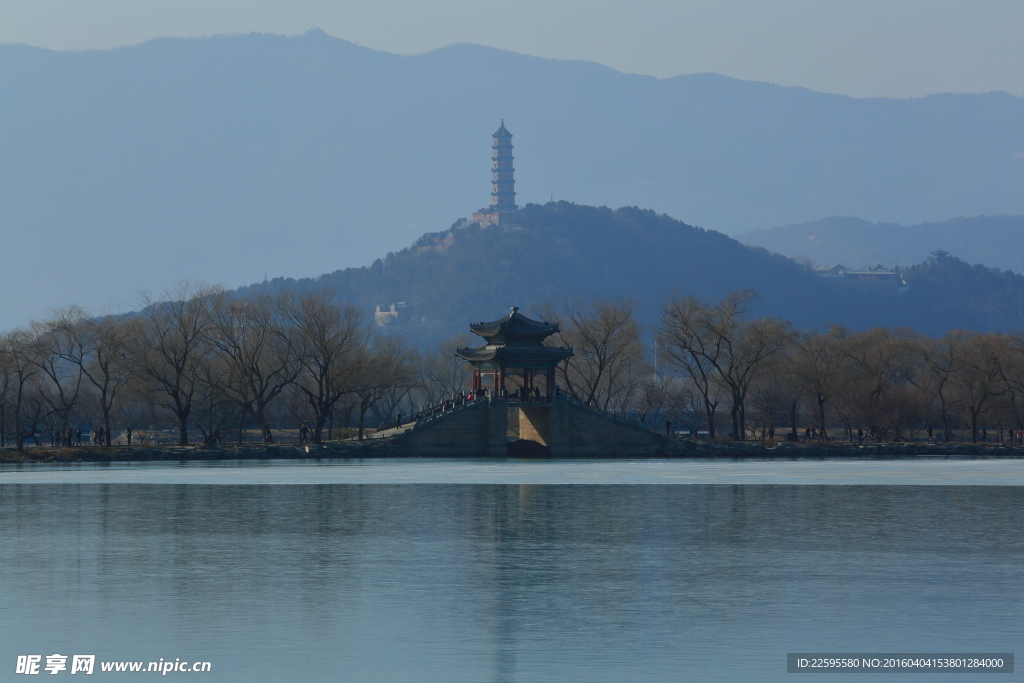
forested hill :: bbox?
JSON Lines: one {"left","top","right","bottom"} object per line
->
{"left": 237, "top": 203, "right": 1024, "bottom": 343}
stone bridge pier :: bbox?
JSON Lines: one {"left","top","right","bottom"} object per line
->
{"left": 516, "top": 399, "right": 665, "bottom": 457}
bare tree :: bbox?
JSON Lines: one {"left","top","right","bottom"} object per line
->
{"left": 1, "top": 330, "right": 52, "bottom": 449}
{"left": 918, "top": 329, "right": 969, "bottom": 441}
{"left": 541, "top": 300, "right": 649, "bottom": 412}
{"left": 663, "top": 377, "right": 711, "bottom": 436}
{"left": 207, "top": 293, "right": 300, "bottom": 442}
{"left": 844, "top": 328, "right": 921, "bottom": 442}
{"left": 885, "top": 382, "right": 929, "bottom": 441}
{"left": 283, "top": 291, "right": 365, "bottom": 443}
{"left": 353, "top": 335, "right": 416, "bottom": 440}
{"left": 748, "top": 352, "right": 801, "bottom": 440}
{"left": 659, "top": 291, "right": 792, "bottom": 440}
{"left": 48, "top": 307, "right": 135, "bottom": 447}
{"left": 831, "top": 367, "right": 863, "bottom": 442}
{"left": 994, "top": 332, "right": 1024, "bottom": 433}
{"left": 658, "top": 305, "right": 725, "bottom": 440}
{"left": 793, "top": 326, "right": 850, "bottom": 436}
{"left": 414, "top": 334, "right": 472, "bottom": 407}
{"left": 130, "top": 283, "right": 219, "bottom": 445}
{"left": 30, "top": 318, "right": 85, "bottom": 442}
{"left": 953, "top": 333, "right": 1006, "bottom": 442}
{"left": 190, "top": 353, "right": 237, "bottom": 445}
{"left": 635, "top": 374, "right": 669, "bottom": 427}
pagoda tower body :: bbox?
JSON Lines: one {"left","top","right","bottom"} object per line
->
{"left": 473, "top": 121, "right": 517, "bottom": 226}
{"left": 490, "top": 121, "right": 517, "bottom": 212}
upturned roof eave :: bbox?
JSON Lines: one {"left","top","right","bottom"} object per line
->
{"left": 469, "top": 309, "right": 560, "bottom": 340}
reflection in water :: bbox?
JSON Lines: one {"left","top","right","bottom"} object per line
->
{"left": 0, "top": 485, "right": 1021, "bottom": 682}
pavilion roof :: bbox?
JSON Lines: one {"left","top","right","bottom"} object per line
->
{"left": 492, "top": 121, "right": 512, "bottom": 138}
{"left": 469, "top": 307, "right": 559, "bottom": 340}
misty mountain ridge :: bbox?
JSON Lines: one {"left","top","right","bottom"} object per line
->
{"left": 1, "top": 29, "right": 1021, "bottom": 331}
{"left": 738, "top": 215, "right": 1024, "bottom": 273}
{"left": 237, "top": 202, "right": 1024, "bottom": 343}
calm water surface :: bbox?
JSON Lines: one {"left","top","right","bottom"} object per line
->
{"left": 0, "top": 461, "right": 1021, "bottom": 682}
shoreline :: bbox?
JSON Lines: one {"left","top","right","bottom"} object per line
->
{"left": 2, "top": 439, "right": 1022, "bottom": 463}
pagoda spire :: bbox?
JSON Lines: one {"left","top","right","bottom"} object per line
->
{"left": 490, "top": 121, "right": 516, "bottom": 212}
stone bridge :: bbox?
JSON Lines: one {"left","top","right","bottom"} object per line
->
{"left": 378, "top": 395, "right": 667, "bottom": 457}
{"left": 373, "top": 306, "right": 668, "bottom": 456}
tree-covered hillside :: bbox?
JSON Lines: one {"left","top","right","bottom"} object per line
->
{"left": 237, "top": 203, "right": 1024, "bottom": 343}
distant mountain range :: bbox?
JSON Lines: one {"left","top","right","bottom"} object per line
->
{"left": 738, "top": 215, "right": 1024, "bottom": 273}
{"left": 238, "top": 203, "right": 1024, "bottom": 343}
{"left": 1, "top": 29, "right": 1022, "bottom": 331}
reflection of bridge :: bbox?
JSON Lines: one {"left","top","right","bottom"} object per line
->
{"left": 379, "top": 308, "right": 666, "bottom": 457}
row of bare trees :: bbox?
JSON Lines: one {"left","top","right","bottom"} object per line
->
{"left": 0, "top": 284, "right": 418, "bottom": 449}
{"left": 652, "top": 291, "right": 1024, "bottom": 442}
{"left": 2, "top": 287, "right": 1022, "bottom": 449}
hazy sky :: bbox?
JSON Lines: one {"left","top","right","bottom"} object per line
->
{"left": 1, "top": 0, "right": 1021, "bottom": 99}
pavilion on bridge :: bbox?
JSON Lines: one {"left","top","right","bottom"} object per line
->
{"left": 455, "top": 307, "right": 573, "bottom": 401}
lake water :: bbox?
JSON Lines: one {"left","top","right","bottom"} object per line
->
{"left": 1, "top": 460, "right": 1021, "bottom": 682}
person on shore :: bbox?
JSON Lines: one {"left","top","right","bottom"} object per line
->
{"left": 300, "top": 424, "right": 308, "bottom": 443}
{"left": 666, "top": 419, "right": 672, "bottom": 436}
{"left": 396, "top": 412, "right": 402, "bottom": 429}
{"left": 126, "top": 427, "right": 132, "bottom": 445}
{"left": 75, "top": 428, "right": 82, "bottom": 446}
